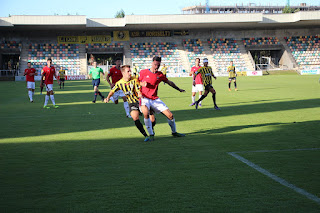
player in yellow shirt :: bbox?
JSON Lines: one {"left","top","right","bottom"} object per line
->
{"left": 59, "top": 67, "right": 66, "bottom": 89}
{"left": 104, "top": 65, "right": 153, "bottom": 142}
{"left": 190, "top": 58, "right": 220, "bottom": 110}
{"left": 161, "top": 64, "right": 168, "bottom": 85}
{"left": 227, "top": 61, "right": 237, "bottom": 91}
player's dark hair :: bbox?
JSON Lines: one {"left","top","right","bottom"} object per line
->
{"left": 27, "top": 62, "right": 31, "bottom": 64}
{"left": 195, "top": 58, "right": 200, "bottom": 61}
{"left": 47, "top": 58, "right": 52, "bottom": 62}
{"left": 153, "top": 56, "right": 161, "bottom": 62}
{"left": 115, "top": 57, "right": 122, "bottom": 61}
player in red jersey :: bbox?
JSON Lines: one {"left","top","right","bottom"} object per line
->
{"left": 189, "top": 58, "right": 203, "bottom": 106}
{"left": 106, "top": 58, "right": 130, "bottom": 117}
{"left": 139, "top": 56, "right": 186, "bottom": 139}
{"left": 40, "top": 58, "right": 60, "bottom": 109}
{"left": 24, "top": 62, "right": 37, "bottom": 102}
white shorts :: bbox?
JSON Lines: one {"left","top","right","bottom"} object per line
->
{"left": 45, "top": 84, "right": 53, "bottom": 92}
{"left": 140, "top": 97, "right": 169, "bottom": 114}
{"left": 192, "top": 84, "right": 204, "bottom": 93}
{"left": 27, "top": 81, "right": 35, "bottom": 89}
{"left": 113, "top": 90, "right": 125, "bottom": 101}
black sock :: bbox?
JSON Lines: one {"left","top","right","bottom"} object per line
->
{"left": 94, "top": 93, "right": 97, "bottom": 101}
{"left": 197, "top": 94, "right": 207, "bottom": 103}
{"left": 134, "top": 120, "right": 148, "bottom": 137}
{"left": 63, "top": 83, "right": 64, "bottom": 89}
{"left": 41, "top": 87, "right": 43, "bottom": 93}
{"left": 60, "top": 84, "right": 61, "bottom": 89}
{"left": 98, "top": 91, "right": 103, "bottom": 97}
{"left": 234, "top": 82, "right": 237, "bottom": 88}
{"left": 212, "top": 93, "right": 217, "bottom": 106}
{"left": 228, "top": 82, "right": 231, "bottom": 88}
{"left": 152, "top": 119, "right": 156, "bottom": 128}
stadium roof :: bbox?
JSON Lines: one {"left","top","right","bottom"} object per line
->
{"left": 0, "top": 11, "right": 320, "bottom": 30}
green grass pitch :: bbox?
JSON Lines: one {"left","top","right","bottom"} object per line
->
{"left": 0, "top": 74, "right": 320, "bottom": 212}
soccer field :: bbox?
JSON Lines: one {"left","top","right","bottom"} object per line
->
{"left": 0, "top": 75, "right": 320, "bottom": 212}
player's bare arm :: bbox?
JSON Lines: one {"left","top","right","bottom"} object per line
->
{"left": 54, "top": 72, "right": 60, "bottom": 85}
{"left": 106, "top": 75, "right": 114, "bottom": 88}
{"left": 104, "top": 90, "right": 115, "bottom": 103}
{"left": 164, "top": 80, "right": 185, "bottom": 92}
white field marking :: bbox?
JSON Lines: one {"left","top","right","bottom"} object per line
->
{"left": 228, "top": 148, "right": 320, "bottom": 205}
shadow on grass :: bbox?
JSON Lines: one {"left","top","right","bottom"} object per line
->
{"left": 0, "top": 121, "right": 319, "bottom": 212}
{"left": 1, "top": 97, "right": 320, "bottom": 140}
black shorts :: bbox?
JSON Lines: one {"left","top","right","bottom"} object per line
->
{"left": 129, "top": 102, "right": 140, "bottom": 113}
{"left": 229, "top": 77, "right": 236, "bottom": 81}
{"left": 204, "top": 84, "right": 214, "bottom": 91}
{"left": 60, "top": 78, "right": 65, "bottom": 82}
{"left": 92, "top": 79, "right": 100, "bottom": 87}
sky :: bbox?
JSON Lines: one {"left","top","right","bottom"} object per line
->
{"left": 1, "top": 0, "right": 319, "bottom": 18}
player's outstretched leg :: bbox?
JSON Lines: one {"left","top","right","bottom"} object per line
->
{"left": 234, "top": 81, "right": 237, "bottom": 91}
{"left": 228, "top": 81, "right": 231, "bottom": 91}
{"left": 162, "top": 109, "right": 185, "bottom": 137}
{"left": 211, "top": 89, "right": 220, "bottom": 110}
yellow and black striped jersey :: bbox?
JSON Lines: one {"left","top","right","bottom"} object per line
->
{"left": 197, "top": 66, "right": 214, "bottom": 86}
{"left": 111, "top": 77, "right": 141, "bottom": 104}
{"left": 59, "top": 70, "right": 66, "bottom": 78}
{"left": 227, "top": 66, "right": 236, "bottom": 78}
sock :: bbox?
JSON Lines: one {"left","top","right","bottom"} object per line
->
{"left": 229, "top": 82, "right": 231, "bottom": 88}
{"left": 152, "top": 119, "right": 156, "bottom": 129}
{"left": 28, "top": 91, "right": 32, "bottom": 101}
{"left": 40, "top": 87, "right": 44, "bottom": 93}
{"left": 144, "top": 118, "right": 154, "bottom": 135}
{"left": 32, "top": 91, "right": 34, "bottom": 97}
{"left": 212, "top": 93, "right": 217, "bottom": 106}
{"left": 134, "top": 120, "right": 148, "bottom": 137}
{"left": 44, "top": 95, "right": 49, "bottom": 106}
{"left": 63, "top": 82, "right": 64, "bottom": 89}
{"left": 192, "top": 95, "right": 195, "bottom": 103}
{"left": 167, "top": 118, "right": 177, "bottom": 133}
{"left": 60, "top": 84, "right": 61, "bottom": 89}
{"left": 234, "top": 82, "right": 237, "bottom": 88}
{"left": 50, "top": 95, "right": 56, "bottom": 105}
{"left": 98, "top": 91, "right": 103, "bottom": 98}
{"left": 123, "top": 102, "right": 130, "bottom": 116}
{"left": 94, "top": 93, "right": 97, "bottom": 101}
{"left": 197, "top": 94, "right": 207, "bottom": 103}
{"left": 198, "top": 95, "right": 202, "bottom": 104}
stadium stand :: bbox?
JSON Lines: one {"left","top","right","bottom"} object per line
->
{"left": 130, "top": 42, "right": 182, "bottom": 73}
{"left": 183, "top": 39, "right": 207, "bottom": 68}
{"left": 0, "top": 41, "right": 22, "bottom": 49}
{"left": 208, "top": 38, "right": 248, "bottom": 73}
{"left": 285, "top": 35, "right": 320, "bottom": 66}
{"left": 242, "top": 37, "right": 280, "bottom": 46}
{"left": 27, "top": 43, "right": 80, "bottom": 75}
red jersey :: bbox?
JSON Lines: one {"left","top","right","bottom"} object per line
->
{"left": 42, "top": 66, "right": 56, "bottom": 85}
{"left": 191, "top": 66, "right": 202, "bottom": 84}
{"left": 24, "top": 68, "right": 36, "bottom": 82}
{"left": 108, "top": 67, "right": 122, "bottom": 84}
{"left": 139, "top": 69, "right": 168, "bottom": 100}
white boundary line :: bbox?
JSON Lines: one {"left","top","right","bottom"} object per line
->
{"left": 228, "top": 148, "right": 320, "bottom": 205}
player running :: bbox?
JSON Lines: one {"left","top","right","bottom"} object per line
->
{"left": 24, "top": 62, "right": 37, "bottom": 102}
{"left": 190, "top": 58, "right": 220, "bottom": 110}
{"left": 106, "top": 58, "right": 130, "bottom": 118}
{"left": 59, "top": 66, "right": 66, "bottom": 89}
{"left": 40, "top": 58, "right": 60, "bottom": 109}
{"left": 105, "top": 65, "right": 151, "bottom": 142}
{"left": 139, "top": 56, "right": 185, "bottom": 139}
{"left": 189, "top": 58, "right": 203, "bottom": 107}
{"left": 227, "top": 61, "right": 237, "bottom": 91}
{"left": 88, "top": 62, "right": 105, "bottom": 103}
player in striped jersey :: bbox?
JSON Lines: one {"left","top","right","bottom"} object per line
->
{"left": 227, "top": 61, "right": 237, "bottom": 91}
{"left": 104, "top": 65, "right": 152, "bottom": 142}
{"left": 190, "top": 58, "right": 220, "bottom": 110}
